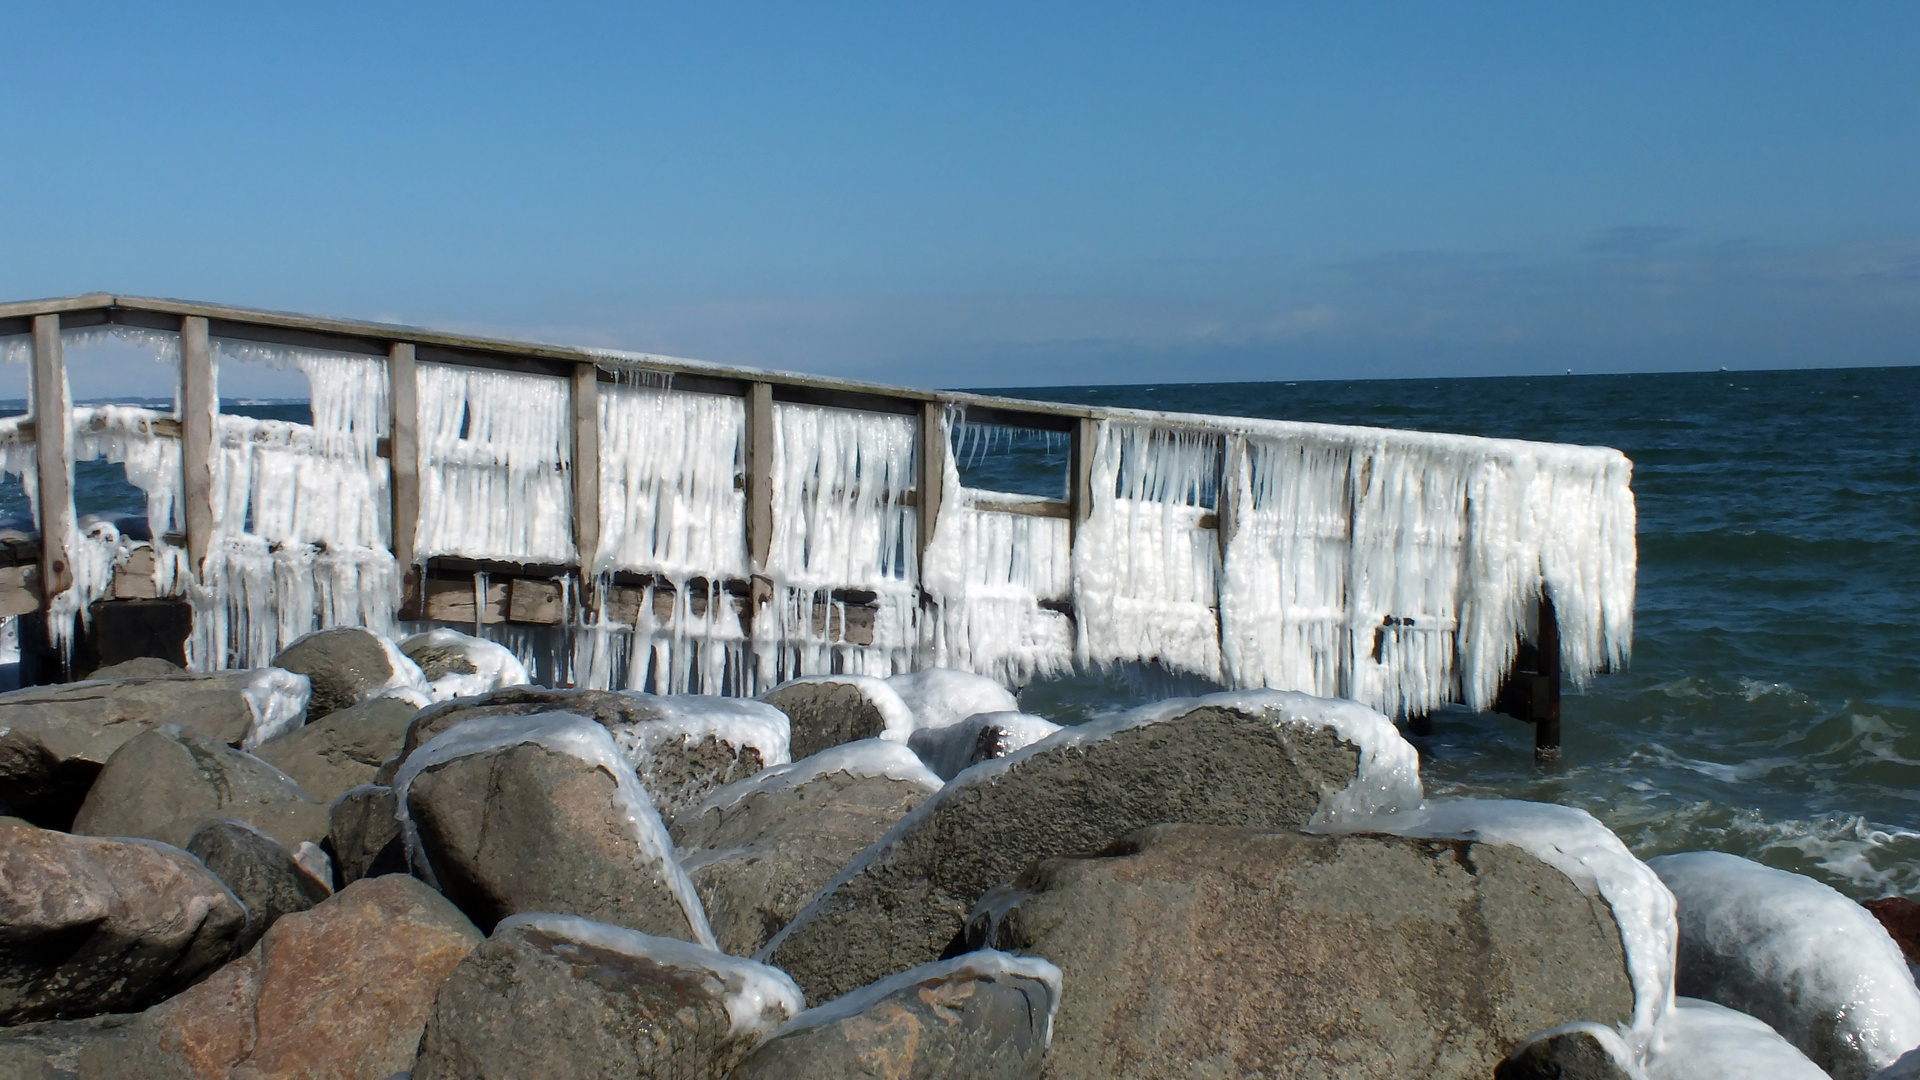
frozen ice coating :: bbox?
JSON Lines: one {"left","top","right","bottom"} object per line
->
{"left": 1647, "top": 850, "right": 1920, "bottom": 1075}
{"left": 686, "top": 738, "right": 942, "bottom": 819}
{"left": 610, "top": 693, "right": 792, "bottom": 768}
{"left": 1375, "top": 799, "right": 1677, "bottom": 1040}
{"left": 885, "top": 667, "right": 1020, "bottom": 732}
{"left": 413, "top": 362, "right": 575, "bottom": 564}
{"left": 1644, "top": 998, "right": 1831, "bottom": 1080}
{"left": 769, "top": 949, "right": 1063, "bottom": 1046}
{"left": 394, "top": 711, "right": 718, "bottom": 950}
{"left": 594, "top": 383, "right": 747, "bottom": 580}
{"left": 1072, "top": 421, "right": 1225, "bottom": 680}
{"left": 1507, "top": 1022, "right": 1645, "bottom": 1080}
{"left": 402, "top": 627, "right": 531, "bottom": 700}
{"left": 239, "top": 667, "right": 312, "bottom": 748}
{"left": 919, "top": 408, "right": 1076, "bottom": 686}
{"left": 494, "top": 912, "right": 803, "bottom": 1036}
{"left": 908, "top": 710, "right": 1062, "bottom": 781}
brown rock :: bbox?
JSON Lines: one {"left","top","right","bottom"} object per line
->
{"left": 1865, "top": 897, "right": 1920, "bottom": 967}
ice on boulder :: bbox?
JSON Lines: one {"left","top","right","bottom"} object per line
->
{"left": 908, "top": 710, "right": 1062, "bottom": 781}
{"left": 239, "top": 667, "right": 312, "bottom": 748}
{"left": 686, "top": 739, "right": 942, "bottom": 821}
{"left": 762, "top": 674, "right": 918, "bottom": 743}
{"left": 615, "top": 693, "right": 792, "bottom": 767}
{"left": 770, "top": 949, "right": 1062, "bottom": 1046}
{"left": 493, "top": 912, "right": 803, "bottom": 1037}
{"left": 394, "top": 711, "right": 717, "bottom": 949}
{"left": 402, "top": 627, "right": 532, "bottom": 701}
{"left": 1648, "top": 850, "right": 1920, "bottom": 1079}
{"left": 885, "top": 668, "right": 1018, "bottom": 733}
{"left": 1645, "top": 998, "right": 1830, "bottom": 1080}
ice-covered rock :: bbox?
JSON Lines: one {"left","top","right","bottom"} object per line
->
{"left": 398, "top": 712, "right": 715, "bottom": 945}
{"left": 327, "top": 783, "right": 404, "bottom": 886}
{"left": 907, "top": 709, "right": 1062, "bottom": 780}
{"left": 1496, "top": 1024, "right": 1638, "bottom": 1080}
{"left": 1649, "top": 850, "right": 1920, "bottom": 1079}
{"left": 1644, "top": 998, "right": 1831, "bottom": 1080}
{"left": 671, "top": 740, "right": 942, "bottom": 955}
{"left": 71, "top": 726, "right": 330, "bottom": 850}
{"left": 969, "top": 822, "right": 1633, "bottom": 1080}
{"left": 401, "top": 627, "right": 530, "bottom": 701}
{"left": 272, "top": 626, "right": 429, "bottom": 720}
{"left": 757, "top": 674, "right": 917, "bottom": 758}
{"left": 185, "top": 818, "right": 331, "bottom": 950}
{"left": 256, "top": 695, "right": 417, "bottom": 803}
{"left": 0, "top": 818, "right": 248, "bottom": 1024}
{"left": 0, "top": 667, "right": 309, "bottom": 829}
{"left": 413, "top": 913, "right": 803, "bottom": 1080}
{"left": 885, "top": 667, "right": 1019, "bottom": 733}
{"left": 732, "top": 950, "right": 1059, "bottom": 1080}
{"left": 86, "top": 656, "right": 184, "bottom": 678}
{"left": 761, "top": 689, "right": 1422, "bottom": 1003}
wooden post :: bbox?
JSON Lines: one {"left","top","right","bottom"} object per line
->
{"left": 30, "top": 315, "right": 73, "bottom": 598}
{"left": 179, "top": 316, "right": 217, "bottom": 574}
{"left": 745, "top": 382, "right": 775, "bottom": 577}
{"left": 387, "top": 342, "right": 420, "bottom": 609}
{"left": 570, "top": 362, "right": 601, "bottom": 575}
{"left": 1533, "top": 593, "right": 1563, "bottom": 764}
{"left": 1068, "top": 417, "right": 1098, "bottom": 546}
{"left": 1215, "top": 434, "right": 1245, "bottom": 559}
{"left": 916, "top": 402, "right": 946, "bottom": 570}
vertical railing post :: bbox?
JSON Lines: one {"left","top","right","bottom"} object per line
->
{"left": 30, "top": 315, "right": 73, "bottom": 602}
{"left": 916, "top": 402, "right": 945, "bottom": 575}
{"left": 1068, "top": 417, "right": 1097, "bottom": 546}
{"left": 744, "top": 381, "right": 777, "bottom": 664}
{"left": 179, "top": 316, "right": 217, "bottom": 576}
{"left": 387, "top": 342, "right": 420, "bottom": 611}
{"left": 570, "top": 362, "right": 601, "bottom": 583}
{"left": 1533, "top": 593, "right": 1563, "bottom": 764}
{"left": 1215, "top": 433, "right": 1245, "bottom": 683}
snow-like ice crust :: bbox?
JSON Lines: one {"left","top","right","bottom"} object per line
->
{"left": 1648, "top": 850, "right": 1920, "bottom": 1074}
{"left": 908, "top": 710, "right": 1062, "bottom": 781}
{"left": 393, "top": 712, "right": 717, "bottom": 950}
{"left": 769, "top": 949, "right": 1063, "bottom": 1047}
{"left": 495, "top": 912, "right": 802, "bottom": 1037}
{"left": 766, "top": 675, "right": 918, "bottom": 741}
{"left": 685, "top": 739, "right": 942, "bottom": 820}
{"left": 402, "top": 627, "right": 531, "bottom": 701}
{"left": 885, "top": 668, "right": 1020, "bottom": 733}
{"left": 1644, "top": 998, "right": 1830, "bottom": 1080}
{"left": 414, "top": 362, "right": 575, "bottom": 565}
{"left": 614, "top": 693, "right": 792, "bottom": 767}
{"left": 240, "top": 667, "right": 311, "bottom": 748}
{"left": 1360, "top": 799, "right": 1677, "bottom": 1043}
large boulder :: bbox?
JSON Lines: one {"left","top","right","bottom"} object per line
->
{"left": 400, "top": 687, "right": 788, "bottom": 824}
{"left": 400, "top": 712, "right": 713, "bottom": 943}
{"left": 0, "top": 668, "right": 309, "bottom": 829}
{"left": 671, "top": 740, "right": 943, "bottom": 955}
{"left": 70, "top": 726, "right": 329, "bottom": 851}
{"left": 326, "top": 783, "right": 404, "bottom": 886}
{"left": 756, "top": 675, "right": 915, "bottom": 760}
{"left": 974, "top": 823, "right": 1635, "bottom": 1080}
{"left": 0, "top": 818, "right": 247, "bottom": 1025}
{"left": 254, "top": 696, "right": 417, "bottom": 804}
{"left": 399, "top": 627, "right": 530, "bottom": 701}
{"left": 412, "top": 913, "right": 803, "bottom": 1080}
{"left": 270, "top": 627, "right": 427, "bottom": 721}
{"left": 1641, "top": 997, "right": 1831, "bottom": 1080}
{"left": 1648, "top": 851, "right": 1920, "bottom": 1080}
{"left": 731, "top": 950, "right": 1059, "bottom": 1080}
{"left": 184, "top": 819, "right": 331, "bottom": 951}
{"left": 907, "top": 710, "right": 1062, "bottom": 781}
{"left": 1496, "top": 1025, "right": 1637, "bottom": 1080}
{"left": 761, "top": 690, "right": 1421, "bottom": 1003}
{"left": 0, "top": 1014, "right": 141, "bottom": 1080}
{"left": 886, "top": 667, "right": 1019, "bottom": 732}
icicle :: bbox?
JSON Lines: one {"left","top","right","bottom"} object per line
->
{"left": 413, "top": 363, "right": 574, "bottom": 564}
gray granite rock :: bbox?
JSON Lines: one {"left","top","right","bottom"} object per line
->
{"left": 271, "top": 627, "right": 419, "bottom": 721}
{"left": 185, "top": 819, "right": 331, "bottom": 950}
{"left": 70, "top": 726, "right": 329, "bottom": 851}
{"left": 327, "top": 783, "right": 404, "bottom": 886}
{"left": 756, "top": 678, "right": 890, "bottom": 760}
{"left": 256, "top": 696, "right": 417, "bottom": 804}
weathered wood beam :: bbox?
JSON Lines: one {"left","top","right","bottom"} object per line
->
{"left": 31, "top": 315, "right": 73, "bottom": 599}
{"left": 1068, "top": 417, "right": 1098, "bottom": 547}
{"left": 917, "top": 402, "right": 946, "bottom": 567}
{"left": 179, "top": 316, "right": 217, "bottom": 575}
{"left": 570, "top": 362, "right": 601, "bottom": 573}
{"left": 388, "top": 342, "right": 421, "bottom": 611}
{"left": 746, "top": 382, "right": 775, "bottom": 577}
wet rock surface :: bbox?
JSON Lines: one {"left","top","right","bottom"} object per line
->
{"left": 0, "top": 818, "right": 248, "bottom": 1025}
{"left": 763, "top": 700, "right": 1365, "bottom": 1004}
{"left": 70, "top": 727, "right": 328, "bottom": 851}
{"left": 979, "top": 824, "right": 1635, "bottom": 1080}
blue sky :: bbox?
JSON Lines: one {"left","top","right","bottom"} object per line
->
{"left": 3, "top": 2, "right": 1917, "bottom": 388}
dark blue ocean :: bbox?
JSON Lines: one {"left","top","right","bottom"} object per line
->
{"left": 22, "top": 366, "right": 1920, "bottom": 899}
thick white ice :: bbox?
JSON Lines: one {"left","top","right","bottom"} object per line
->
{"left": 767, "top": 949, "right": 1062, "bottom": 1045}
{"left": 401, "top": 627, "right": 531, "bottom": 700}
{"left": 393, "top": 711, "right": 717, "bottom": 950}
{"left": 1648, "top": 850, "right": 1920, "bottom": 1076}
{"left": 611, "top": 693, "right": 793, "bottom": 769}
{"left": 1505, "top": 1022, "right": 1645, "bottom": 1080}
{"left": 885, "top": 667, "right": 1019, "bottom": 733}
{"left": 493, "top": 911, "right": 802, "bottom": 1036}
{"left": 1644, "top": 998, "right": 1830, "bottom": 1080}
{"left": 685, "top": 738, "right": 942, "bottom": 820}
{"left": 413, "top": 362, "right": 574, "bottom": 565}
{"left": 908, "top": 710, "right": 1062, "bottom": 781}
{"left": 1372, "top": 799, "right": 1677, "bottom": 1042}
{"left": 239, "top": 667, "right": 311, "bottom": 748}
{"left": 762, "top": 674, "right": 918, "bottom": 742}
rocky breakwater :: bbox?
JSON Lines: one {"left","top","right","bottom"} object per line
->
{"left": 5, "top": 643, "right": 1920, "bottom": 1079}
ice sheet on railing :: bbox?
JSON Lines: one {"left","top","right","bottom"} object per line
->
{"left": 595, "top": 382, "right": 747, "bottom": 580}
{"left": 414, "top": 362, "right": 574, "bottom": 564}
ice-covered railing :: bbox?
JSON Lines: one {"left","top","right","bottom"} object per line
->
{"left": 0, "top": 296, "right": 1633, "bottom": 722}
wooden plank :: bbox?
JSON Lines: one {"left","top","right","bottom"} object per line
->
{"left": 388, "top": 343, "right": 420, "bottom": 577}
{"left": 179, "top": 316, "right": 217, "bottom": 574}
{"left": 112, "top": 546, "right": 158, "bottom": 600}
{"left": 917, "top": 402, "right": 946, "bottom": 565}
{"left": 508, "top": 577, "right": 568, "bottom": 625}
{"left": 969, "top": 493, "right": 1071, "bottom": 520}
{"left": 746, "top": 382, "right": 775, "bottom": 576}
{"left": 32, "top": 315, "right": 73, "bottom": 598}
{"left": 570, "top": 362, "right": 601, "bottom": 571}
{"left": 424, "top": 576, "right": 508, "bottom": 624}
{"left": 0, "top": 564, "right": 43, "bottom": 617}
{"left": 0, "top": 294, "right": 112, "bottom": 320}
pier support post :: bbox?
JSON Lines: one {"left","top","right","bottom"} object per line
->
{"left": 916, "top": 402, "right": 945, "bottom": 574}
{"left": 30, "top": 315, "right": 73, "bottom": 601}
{"left": 179, "top": 316, "right": 217, "bottom": 576}
{"left": 388, "top": 342, "right": 420, "bottom": 611}
{"left": 570, "top": 362, "right": 601, "bottom": 586}
{"left": 745, "top": 381, "right": 776, "bottom": 612}
{"left": 1533, "top": 593, "right": 1562, "bottom": 763}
